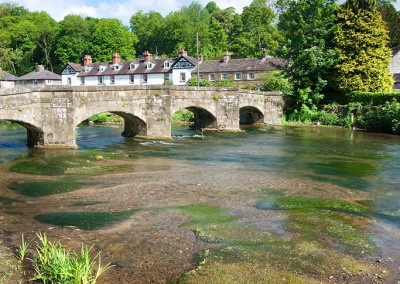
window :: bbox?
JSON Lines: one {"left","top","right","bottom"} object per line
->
{"left": 199, "top": 74, "right": 204, "bottom": 80}
{"left": 110, "top": 75, "right": 115, "bottom": 84}
{"left": 164, "top": 73, "right": 169, "bottom": 80}
{"left": 235, "top": 72, "right": 242, "bottom": 80}
{"left": 99, "top": 65, "right": 106, "bottom": 72}
{"left": 130, "top": 75, "right": 135, "bottom": 84}
{"left": 80, "top": 77, "right": 85, "bottom": 85}
{"left": 98, "top": 76, "right": 103, "bottom": 85}
{"left": 209, "top": 73, "right": 216, "bottom": 81}
{"left": 130, "top": 62, "right": 136, "bottom": 70}
{"left": 47, "top": 80, "right": 52, "bottom": 84}
{"left": 147, "top": 62, "right": 153, "bottom": 69}
{"left": 164, "top": 61, "right": 170, "bottom": 68}
{"left": 84, "top": 66, "right": 90, "bottom": 72}
{"left": 114, "top": 64, "right": 120, "bottom": 70}
{"left": 221, "top": 73, "right": 228, "bottom": 80}
{"left": 142, "top": 74, "right": 148, "bottom": 84}
{"left": 180, "top": 72, "right": 186, "bottom": 82}
{"left": 247, "top": 72, "right": 255, "bottom": 80}
{"left": 67, "top": 77, "right": 71, "bottom": 85}
{"left": 33, "top": 80, "right": 38, "bottom": 85}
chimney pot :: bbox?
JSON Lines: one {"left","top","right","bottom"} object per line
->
{"left": 223, "top": 51, "right": 230, "bottom": 63}
{"left": 83, "top": 55, "right": 92, "bottom": 65}
{"left": 143, "top": 51, "right": 152, "bottom": 62}
{"left": 112, "top": 53, "right": 121, "bottom": 64}
{"left": 178, "top": 48, "right": 188, "bottom": 57}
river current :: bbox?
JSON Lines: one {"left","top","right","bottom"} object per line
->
{"left": 0, "top": 122, "right": 399, "bottom": 283}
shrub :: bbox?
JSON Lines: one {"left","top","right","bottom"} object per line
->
{"left": 171, "top": 109, "right": 194, "bottom": 123}
{"left": 23, "top": 233, "right": 113, "bottom": 284}
{"left": 355, "top": 101, "right": 400, "bottom": 133}
{"left": 262, "top": 71, "right": 293, "bottom": 94}
{"left": 213, "top": 80, "right": 234, "bottom": 87}
{"left": 337, "top": 91, "right": 400, "bottom": 105}
{"left": 186, "top": 77, "right": 211, "bottom": 87}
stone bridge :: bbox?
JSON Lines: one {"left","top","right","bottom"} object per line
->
{"left": 0, "top": 85, "right": 284, "bottom": 148}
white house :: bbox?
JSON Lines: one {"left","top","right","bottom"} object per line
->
{"left": 390, "top": 47, "right": 400, "bottom": 89}
{"left": 62, "top": 48, "right": 197, "bottom": 86}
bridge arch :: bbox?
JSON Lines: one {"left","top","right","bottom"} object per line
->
{"left": 239, "top": 106, "right": 265, "bottom": 125}
{"left": 75, "top": 111, "right": 147, "bottom": 137}
{"left": 171, "top": 106, "right": 217, "bottom": 130}
{"left": 0, "top": 119, "right": 44, "bottom": 147}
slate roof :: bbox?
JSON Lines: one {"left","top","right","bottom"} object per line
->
{"left": 392, "top": 46, "right": 400, "bottom": 57}
{"left": 193, "top": 57, "right": 286, "bottom": 73}
{"left": 73, "top": 56, "right": 198, "bottom": 77}
{"left": 0, "top": 69, "right": 18, "bottom": 81}
{"left": 18, "top": 69, "right": 61, "bottom": 81}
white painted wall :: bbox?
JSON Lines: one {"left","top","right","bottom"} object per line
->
{"left": 389, "top": 51, "right": 400, "bottom": 74}
{"left": 172, "top": 69, "right": 192, "bottom": 86}
{"left": 0, "top": 81, "right": 15, "bottom": 88}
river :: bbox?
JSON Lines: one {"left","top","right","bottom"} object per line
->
{"left": 0, "top": 122, "right": 399, "bottom": 283}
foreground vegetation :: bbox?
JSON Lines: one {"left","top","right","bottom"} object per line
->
{"left": 17, "top": 233, "right": 113, "bottom": 283}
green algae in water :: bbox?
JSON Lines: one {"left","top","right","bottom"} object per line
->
{"left": 8, "top": 179, "right": 87, "bottom": 197}
{"left": 0, "top": 196, "right": 19, "bottom": 203}
{"left": 9, "top": 156, "right": 127, "bottom": 176}
{"left": 34, "top": 210, "right": 137, "bottom": 230}
{"left": 69, "top": 200, "right": 107, "bottom": 207}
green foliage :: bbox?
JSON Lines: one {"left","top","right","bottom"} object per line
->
{"left": 213, "top": 79, "right": 234, "bottom": 87}
{"left": 213, "top": 94, "right": 220, "bottom": 102}
{"left": 29, "top": 232, "right": 113, "bottom": 283}
{"left": 171, "top": 109, "right": 194, "bottom": 123}
{"left": 34, "top": 210, "right": 137, "bottom": 230}
{"left": 355, "top": 100, "right": 400, "bottom": 133}
{"left": 379, "top": 2, "right": 400, "bottom": 48}
{"left": 186, "top": 77, "right": 211, "bottom": 87}
{"left": 333, "top": 0, "right": 393, "bottom": 93}
{"left": 262, "top": 71, "right": 293, "bottom": 94}
{"left": 89, "top": 113, "right": 123, "bottom": 123}
{"left": 277, "top": 0, "right": 339, "bottom": 109}
{"left": 335, "top": 91, "right": 400, "bottom": 105}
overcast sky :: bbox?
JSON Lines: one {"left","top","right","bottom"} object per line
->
{"left": 0, "top": 0, "right": 254, "bottom": 25}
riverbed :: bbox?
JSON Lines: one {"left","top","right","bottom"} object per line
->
{"left": 0, "top": 123, "right": 399, "bottom": 283}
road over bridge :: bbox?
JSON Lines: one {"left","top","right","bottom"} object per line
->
{"left": 0, "top": 85, "right": 284, "bottom": 148}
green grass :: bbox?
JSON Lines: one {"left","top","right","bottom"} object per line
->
{"left": 29, "top": 232, "right": 113, "bottom": 284}
{"left": 8, "top": 179, "right": 87, "bottom": 197}
{"left": 34, "top": 210, "right": 138, "bottom": 230}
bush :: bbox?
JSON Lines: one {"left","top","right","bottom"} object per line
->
{"left": 24, "top": 233, "right": 113, "bottom": 284}
{"left": 262, "top": 71, "right": 293, "bottom": 94}
{"left": 355, "top": 101, "right": 400, "bottom": 133}
{"left": 89, "top": 113, "right": 123, "bottom": 124}
{"left": 213, "top": 80, "right": 234, "bottom": 87}
{"left": 171, "top": 109, "right": 194, "bottom": 123}
{"left": 186, "top": 77, "right": 211, "bottom": 87}
{"left": 337, "top": 91, "right": 400, "bottom": 105}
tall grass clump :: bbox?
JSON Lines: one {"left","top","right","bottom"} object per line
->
{"left": 27, "top": 232, "right": 113, "bottom": 284}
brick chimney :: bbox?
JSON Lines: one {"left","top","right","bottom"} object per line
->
{"left": 143, "top": 51, "right": 152, "bottom": 62}
{"left": 223, "top": 51, "right": 230, "bottom": 63}
{"left": 178, "top": 48, "right": 188, "bottom": 57}
{"left": 36, "top": 65, "right": 45, "bottom": 72}
{"left": 83, "top": 55, "right": 92, "bottom": 65}
{"left": 112, "top": 53, "right": 121, "bottom": 64}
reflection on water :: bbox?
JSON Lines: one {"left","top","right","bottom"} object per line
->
{"left": 1, "top": 122, "right": 400, "bottom": 282}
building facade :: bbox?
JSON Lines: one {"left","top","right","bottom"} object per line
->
{"left": 390, "top": 47, "right": 400, "bottom": 89}
{"left": 0, "top": 68, "right": 18, "bottom": 88}
{"left": 17, "top": 65, "right": 61, "bottom": 86}
{"left": 62, "top": 49, "right": 197, "bottom": 87}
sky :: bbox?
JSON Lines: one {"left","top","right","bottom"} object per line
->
{"left": 0, "top": 0, "right": 254, "bottom": 25}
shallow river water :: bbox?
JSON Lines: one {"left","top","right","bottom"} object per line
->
{"left": 0, "top": 122, "right": 399, "bottom": 283}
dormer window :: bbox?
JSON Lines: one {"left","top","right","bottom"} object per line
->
{"left": 164, "top": 61, "right": 170, "bottom": 68}
{"left": 84, "top": 66, "right": 91, "bottom": 72}
{"left": 98, "top": 65, "right": 106, "bottom": 72}
{"left": 114, "top": 64, "right": 120, "bottom": 71}
{"left": 130, "top": 62, "right": 136, "bottom": 70}
{"left": 147, "top": 62, "right": 154, "bottom": 69}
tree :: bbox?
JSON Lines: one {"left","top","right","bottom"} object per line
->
{"left": 277, "top": 0, "right": 338, "bottom": 109}
{"left": 333, "top": 0, "right": 393, "bottom": 92}
{"left": 130, "top": 11, "right": 166, "bottom": 55}
{"left": 231, "top": 4, "right": 280, "bottom": 58}
{"left": 89, "top": 18, "right": 137, "bottom": 62}
{"left": 378, "top": 2, "right": 400, "bottom": 48}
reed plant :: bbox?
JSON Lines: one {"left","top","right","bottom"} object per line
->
{"left": 21, "top": 232, "right": 112, "bottom": 284}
